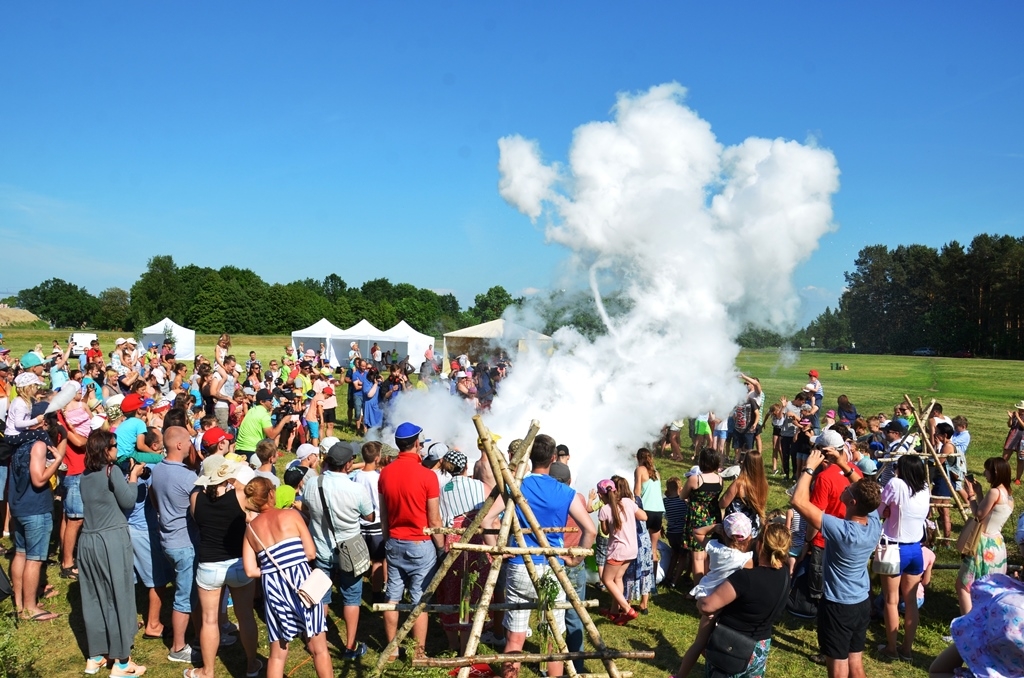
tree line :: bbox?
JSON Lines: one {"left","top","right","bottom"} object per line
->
{"left": 740, "top": 233, "right": 1024, "bottom": 359}
{"left": 9, "top": 255, "right": 524, "bottom": 336}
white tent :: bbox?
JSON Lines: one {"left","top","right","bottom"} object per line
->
{"left": 443, "top": 318, "right": 553, "bottom": 366}
{"left": 291, "top": 318, "right": 345, "bottom": 366}
{"left": 141, "top": 318, "right": 196, "bottom": 360}
{"left": 383, "top": 320, "right": 435, "bottom": 368}
{"left": 331, "top": 319, "right": 397, "bottom": 367}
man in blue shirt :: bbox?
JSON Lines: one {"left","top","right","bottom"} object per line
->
{"left": 792, "top": 447, "right": 881, "bottom": 678}
{"left": 482, "top": 435, "right": 596, "bottom": 678}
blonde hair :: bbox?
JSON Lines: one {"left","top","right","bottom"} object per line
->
{"left": 245, "top": 476, "right": 275, "bottom": 512}
{"left": 17, "top": 383, "right": 39, "bottom": 403}
{"left": 760, "top": 522, "right": 791, "bottom": 569}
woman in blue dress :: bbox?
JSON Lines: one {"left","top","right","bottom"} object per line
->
{"left": 242, "top": 477, "right": 332, "bottom": 678}
{"left": 362, "top": 368, "right": 384, "bottom": 431}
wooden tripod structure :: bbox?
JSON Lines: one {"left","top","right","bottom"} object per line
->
{"left": 875, "top": 396, "right": 970, "bottom": 532}
{"left": 372, "top": 416, "right": 654, "bottom": 678}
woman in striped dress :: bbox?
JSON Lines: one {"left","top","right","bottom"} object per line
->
{"left": 242, "top": 477, "right": 332, "bottom": 678}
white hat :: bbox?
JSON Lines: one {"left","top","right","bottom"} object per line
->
{"left": 152, "top": 367, "right": 166, "bottom": 384}
{"left": 114, "top": 338, "right": 127, "bottom": 346}
{"left": 90, "top": 413, "right": 107, "bottom": 430}
{"left": 295, "top": 443, "right": 318, "bottom": 461}
{"left": 195, "top": 456, "right": 255, "bottom": 487}
{"left": 126, "top": 337, "right": 137, "bottom": 345}
{"left": 813, "top": 429, "right": 845, "bottom": 450}
{"left": 318, "top": 436, "right": 341, "bottom": 456}
{"left": 455, "top": 371, "right": 467, "bottom": 379}
{"left": 803, "top": 383, "right": 816, "bottom": 392}
{"left": 14, "top": 372, "right": 43, "bottom": 388}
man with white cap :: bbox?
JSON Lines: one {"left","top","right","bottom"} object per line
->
{"left": 377, "top": 422, "right": 444, "bottom": 659}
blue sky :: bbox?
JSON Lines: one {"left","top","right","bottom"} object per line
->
{"left": 2, "top": 3, "right": 1022, "bottom": 325}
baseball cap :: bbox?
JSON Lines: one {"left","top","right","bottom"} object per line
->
{"left": 126, "top": 338, "right": 137, "bottom": 345}
{"left": 120, "top": 393, "right": 149, "bottom": 413}
{"left": 318, "top": 436, "right": 341, "bottom": 456}
{"left": 856, "top": 457, "right": 879, "bottom": 475}
{"left": 201, "top": 427, "right": 233, "bottom": 448}
{"left": 723, "top": 512, "right": 753, "bottom": 541}
{"left": 803, "top": 383, "right": 817, "bottom": 392}
{"left": 15, "top": 372, "right": 43, "bottom": 388}
{"left": 596, "top": 479, "right": 615, "bottom": 494}
{"left": 883, "top": 418, "right": 908, "bottom": 434}
{"left": 326, "top": 441, "right": 355, "bottom": 466}
{"left": 813, "top": 429, "right": 845, "bottom": 450}
{"left": 148, "top": 342, "right": 158, "bottom": 348}
{"left": 549, "top": 461, "right": 571, "bottom": 485}
{"left": 455, "top": 370, "right": 467, "bottom": 379}
{"left": 423, "top": 442, "right": 449, "bottom": 464}
{"left": 256, "top": 388, "right": 273, "bottom": 403}
{"left": 115, "top": 338, "right": 126, "bottom": 346}
{"left": 283, "top": 466, "right": 308, "bottom": 488}
{"left": 443, "top": 449, "right": 468, "bottom": 475}
{"left": 295, "top": 443, "right": 318, "bottom": 461}
{"left": 20, "top": 352, "right": 43, "bottom": 368}
{"left": 395, "top": 422, "right": 423, "bottom": 442}
{"left": 152, "top": 398, "right": 172, "bottom": 412}
{"left": 0, "top": 361, "right": 9, "bottom": 372}
{"left": 808, "top": 369, "right": 819, "bottom": 378}
{"left": 323, "top": 387, "right": 334, "bottom": 396}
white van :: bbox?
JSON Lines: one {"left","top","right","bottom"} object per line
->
{"left": 68, "top": 332, "right": 98, "bottom": 358}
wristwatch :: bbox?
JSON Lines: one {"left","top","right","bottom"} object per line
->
{"left": 803, "top": 468, "right": 815, "bottom": 476}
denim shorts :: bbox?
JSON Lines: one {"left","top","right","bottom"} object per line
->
{"left": 0, "top": 465, "right": 7, "bottom": 501}
{"left": 164, "top": 545, "right": 197, "bottom": 613}
{"left": 314, "top": 556, "right": 363, "bottom": 606}
{"left": 12, "top": 512, "right": 53, "bottom": 561}
{"left": 62, "top": 473, "right": 85, "bottom": 519}
{"left": 385, "top": 538, "right": 437, "bottom": 605}
{"left": 129, "top": 525, "right": 172, "bottom": 588}
{"left": 196, "top": 557, "right": 252, "bottom": 591}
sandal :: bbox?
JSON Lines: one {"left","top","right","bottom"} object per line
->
{"left": 60, "top": 566, "right": 78, "bottom": 580}
{"left": 21, "top": 610, "right": 60, "bottom": 622}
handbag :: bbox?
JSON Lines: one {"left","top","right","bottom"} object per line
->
{"left": 316, "top": 475, "right": 371, "bottom": 576}
{"left": 247, "top": 525, "right": 332, "bottom": 608}
{"left": 706, "top": 575, "right": 789, "bottom": 675}
{"left": 705, "top": 621, "right": 759, "bottom": 675}
{"left": 956, "top": 517, "right": 983, "bottom": 557}
{"left": 872, "top": 535, "right": 901, "bottom": 575}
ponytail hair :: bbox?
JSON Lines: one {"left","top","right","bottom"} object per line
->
{"left": 598, "top": 483, "right": 624, "bottom": 535}
{"left": 760, "top": 521, "right": 791, "bottom": 569}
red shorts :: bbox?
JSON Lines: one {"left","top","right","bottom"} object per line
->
{"left": 606, "top": 558, "right": 627, "bottom": 566}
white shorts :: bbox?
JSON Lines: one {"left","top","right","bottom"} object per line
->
{"left": 504, "top": 562, "right": 566, "bottom": 634}
{"left": 196, "top": 557, "right": 252, "bottom": 591}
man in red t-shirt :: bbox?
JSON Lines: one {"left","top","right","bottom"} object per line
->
{"left": 806, "top": 430, "right": 852, "bottom": 603}
{"left": 378, "top": 421, "right": 443, "bottom": 657}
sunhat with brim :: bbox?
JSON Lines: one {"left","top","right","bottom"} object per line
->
{"left": 14, "top": 372, "right": 43, "bottom": 388}
{"left": 195, "top": 456, "right": 255, "bottom": 487}
{"left": 1015, "top": 400, "right": 1024, "bottom": 410}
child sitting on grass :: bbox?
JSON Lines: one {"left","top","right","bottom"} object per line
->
{"left": 670, "top": 512, "right": 755, "bottom": 678}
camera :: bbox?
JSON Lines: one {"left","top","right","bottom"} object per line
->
{"left": 117, "top": 457, "right": 151, "bottom": 480}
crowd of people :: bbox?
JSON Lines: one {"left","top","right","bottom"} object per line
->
{"left": 1, "top": 339, "right": 1023, "bottom": 678}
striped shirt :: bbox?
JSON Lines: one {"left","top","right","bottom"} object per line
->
{"left": 664, "top": 494, "right": 688, "bottom": 535}
{"left": 439, "top": 476, "right": 486, "bottom": 527}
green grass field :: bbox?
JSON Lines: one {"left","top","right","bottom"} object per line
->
{"left": 2, "top": 330, "right": 1023, "bottom": 678}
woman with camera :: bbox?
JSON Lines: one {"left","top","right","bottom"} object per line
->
{"left": 362, "top": 368, "right": 383, "bottom": 431}
{"left": 78, "top": 429, "right": 148, "bottom": 677}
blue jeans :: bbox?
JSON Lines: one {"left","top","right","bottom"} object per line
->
{"left": 314, "top": 556, "right": 363, "bottom": 606}
{"left": 164, "top": 545, "right": 197, "bottom": 614}
{"left": 62, "top": 473, "right": 84, "bottom": 519}
{"left": 563, "top": 562, "right": 587, "bottom": 673}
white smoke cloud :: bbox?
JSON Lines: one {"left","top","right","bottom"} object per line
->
{"left": 390, "top": 83, "right": 839, "bottom": 489}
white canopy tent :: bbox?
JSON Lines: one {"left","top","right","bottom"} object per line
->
{"left": 331, "top": 319, "right": 398, "bottom": 367}
{"left": 383, "top": 320, "right": 435, "bottom": 368}
{"left": 290, "top": 318, "right": 345, "bottom": 366}
{"left": 442, "top": 318, "right": 552, "bottom": 366}
{"left": 141, "top": 318, "right": 196, "bottom": 360}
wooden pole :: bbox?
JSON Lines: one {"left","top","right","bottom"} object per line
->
{"left": 372, "top": 421, "right": 541, "bottom": 676}
{"left": 425, "top": 526, "right": 577, "bottom": 536}
{"left": 476, "top": 418, "right": 621, "bottom": 678}
{"left": 415, "top": 650, "right": 654, "bottom": 667}
{"left": 372, "top": 599, "right": 599, "bottom": 613}
{"left": 904, "top": 395, "right": 968, "bottom": 519}
{"left": 450, "top": 543, "right": 594, "bottom": 558}
{"left": 454, "top": 421, "right": 539, "bottom": 678}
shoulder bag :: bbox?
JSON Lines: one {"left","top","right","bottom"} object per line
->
{"left": 872, "top": 503, "right": 901, "bottom": 576}
{"left": 705, "top": 572, "right": 789, "bottom": 675}
{"left": 317, "top": 475, "right": 371, "bottom": 576}
{"left": 247, "top": 524, "right": 331, "bottom": 608}
{"left": 956, "top": 516, "right": 983, "bottom": 557}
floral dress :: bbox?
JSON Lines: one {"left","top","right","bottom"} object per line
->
{"left": 950, "top": 574, "right": 1024, "bottom": 678}
{"left": 684, "top": 476, "right": 722, "bottom": 552}
{"left": 959, "top": 488, "right": 1013, "bottom": 590}
{"left": 625, "top": 497, "right": 655, "bottom": 601}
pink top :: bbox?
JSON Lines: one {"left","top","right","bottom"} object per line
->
{"left": 599, "top": 497, "right": 639, "bottom": 562}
